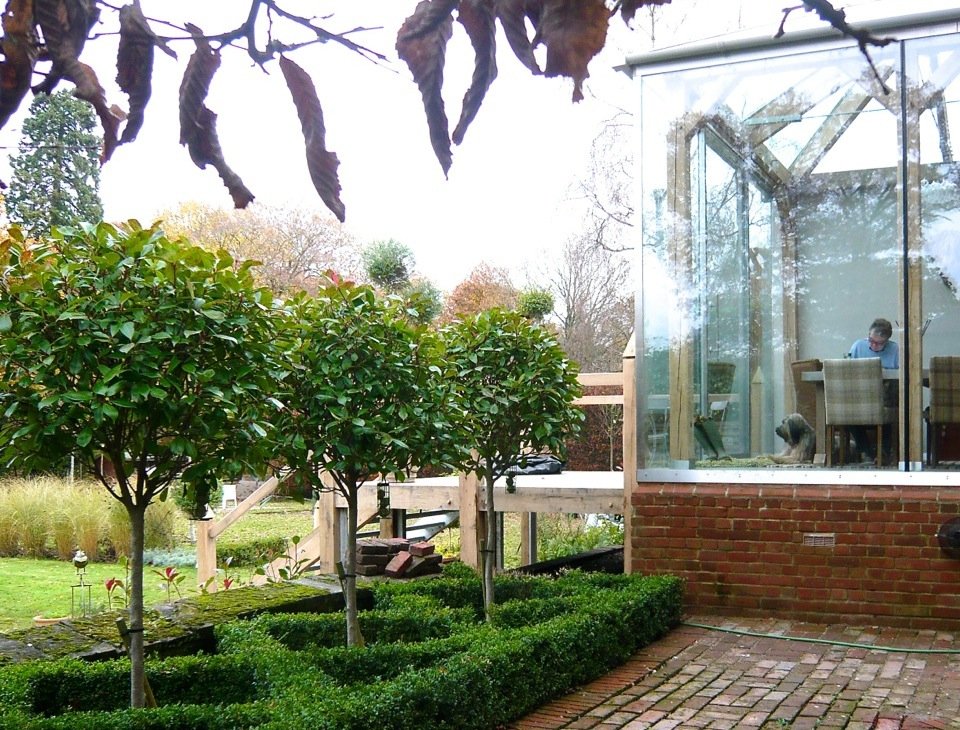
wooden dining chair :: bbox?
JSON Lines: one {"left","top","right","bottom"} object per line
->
{"left": 927, "top": 356, "right": 960, "bottom": 466}
{"left": 822, "top": 358, "right": 892, "bottom": 466}
{"left": 790, "top": 358, "right": 823, "bottom": 431}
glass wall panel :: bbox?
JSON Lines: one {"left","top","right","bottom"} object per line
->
{"left": 638, "top": 41, "right": 906, "bottom": 469}
{"left": 910, "top": 34, "right": 960, "bottom": 469}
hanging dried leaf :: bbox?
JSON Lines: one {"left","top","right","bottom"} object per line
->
{"left": 178, "top": 25, "right": 254, "bottom": 209}
{"left": 117, "top": 1, "right": 175, "bottom": 145}
{"left": 536, "top": 0, "right": 609, "bottom": 102}
{"left": 0, "top": 0, "right": 38, "bottom": 130}
{"left": 495, "top": 0, "right": 542, "bottom": 75}
{"left": 613, "top": 0, "right": 671, "bottom": 25}
{"left": 397, "top": 0, "right": 459, "bottom": 176}
{"left": 452, "top": 0, "right": 497, "bottom": 146}
{"left": 35, "top": 0, "right": 121, "bottom": 161}
{"left": 33, "top": 0, "right": 98, "bottom": 94}
{"left": 279, "top": 56, "right": 345, "bottom": 223}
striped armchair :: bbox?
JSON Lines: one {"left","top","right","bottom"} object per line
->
{"left": 822, "top": 358, "right": 894, "bottom": 466}
{"left": 927, "top": 356, "right": 960, "bottom": 466}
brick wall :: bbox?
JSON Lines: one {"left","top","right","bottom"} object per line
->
{"left": 630, "top": 482, "right": 960, "bottom": 630}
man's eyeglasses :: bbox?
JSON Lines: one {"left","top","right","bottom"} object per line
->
{"left": 868, "top": 337, "right": 888, "bottom": 349}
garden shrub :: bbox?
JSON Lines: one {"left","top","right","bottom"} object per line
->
{"left": 0, "top": 702, "right": 275, "bottom": 729}
{"left": 215, "top": 536, "right": 287, "bottom": 569}
{"left": 537, "top": 513, "right": 623, "bottom": 561}
{"left": 0, "top": 571, "right": 683, "bottom": 729}
{"left": 0, "top": 653, "right": 267, "bottom": 716}
{"left": 369, "top": 564, "right": 616, "bottom": 617}
{"left": 229, "top": 595, "right": 474, "bottom": 651}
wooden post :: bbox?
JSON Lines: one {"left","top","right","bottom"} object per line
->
{"left": 901, "top": 90, "right": 923, "bottom": 468}
{"left": 458, "top": 468, "right": 482, "bottom": 570}
{"left": 194, "top": 519, "right": 217, "bottom": 591}
{"left": 750, "top": 367, "right": 764, "bottom": 454}
{"left": 314, "top": 472, "right": 340, "bottom": 574}
{"left": 622, "top": 335, "right": 636, "bottom": 575}
{"left": 519, "top": 512, "right": 537, "bottom": 566}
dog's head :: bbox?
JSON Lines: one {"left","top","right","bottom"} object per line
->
{"left": 776, "top": 413, "right": 812, "bottom": 446}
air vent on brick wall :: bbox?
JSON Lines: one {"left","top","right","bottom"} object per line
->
{"left": 802, "top": 533, "right": 836, "bottom": 547}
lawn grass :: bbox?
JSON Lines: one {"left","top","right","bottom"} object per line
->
{"left": 0, "top": 499, "right": 314, "bottom": 634}
{"left": 214, "top": 499, "right": 315, "bottom": 545}
{"left": 0, "top": 496, "right": 616, "bottom": 633}
{"left": 0, "top": 557, "right": 199, "bottom": 633}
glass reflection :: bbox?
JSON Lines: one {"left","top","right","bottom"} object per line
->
{"left": 638, "top": 29, "right": 960, "bottom": 471}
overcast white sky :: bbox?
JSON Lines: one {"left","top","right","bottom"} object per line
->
{"left": 0, "top": 0, "right": 949, "bottom": 289}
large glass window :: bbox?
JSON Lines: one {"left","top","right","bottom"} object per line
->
{"left": 636, "top": 21, "right": 960, "bottom": 473}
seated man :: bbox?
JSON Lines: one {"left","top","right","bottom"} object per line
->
{"left": 848, "top": 317, "right": 898, "bottom": 463}
{"left": 848, "top": 317, "right": 899, "bottom": 369}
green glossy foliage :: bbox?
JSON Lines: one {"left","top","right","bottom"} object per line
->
{"left": 6, "top": 91, "right": 103, "bottom": 238}
{"left": 0, "top": 221, "right": 282, "bottom": 502}
{"left": 274, "top": 282, "right": 460, "bottom": 488}
{"left": 444, "top": 308, "right": 584, "bottom": 481}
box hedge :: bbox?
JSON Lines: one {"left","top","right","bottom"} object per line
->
{"left": 0, "top": 571, "right": 682, "bottom": 729}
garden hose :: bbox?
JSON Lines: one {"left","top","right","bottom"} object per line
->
{"left": 682, "top": 621, "right": 960, "bottom": 655}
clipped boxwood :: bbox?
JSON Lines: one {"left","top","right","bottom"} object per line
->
{"left": 0, "top": 653, "right": 267, "bottom": 716}
{"left": 214, "top": 536, "right": 288, "bottom": 569}
{"left": 234, "top": 595, "right": 474, "bottom": 651}
{"left": 0, "top": 572, "right": 683, "bottom": 729}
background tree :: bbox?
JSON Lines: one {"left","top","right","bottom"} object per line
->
{"left": 272, "top": 282, "right": 458, "bottom": 646}
{"left": 5, "top": 91, "right": 103, "bottom": 238}
{"left": 404, "top": 277, "right": 444, "bottom": 325}
{"left": 445, "top": 309, "right": 583, "bottom": 620}
{"left": 159, "top": 202, "right": 361, "bottom": 296}
{"left": 530, "top": 236, "right": 633, "bottom": 471}
{"left": 361, "top": 238, "right": 416, "bottom": 293}
{"left": 542, "top": 236, "right": 634, "bottom": 373}
{"left": 0, "top": 222, "right": 282, "bottom": 707}
{"left": 440, "top": 262, "right": 519, "bottom": 324}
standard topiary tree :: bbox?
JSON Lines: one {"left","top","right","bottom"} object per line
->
{"left": 517, "top": 288, "right": 555, "bottom": 321}
{"left": 444, "top": 308, "right": 583, "bottom": 620}
{"left": 361, "top": 238, "right": 415, "bottom": 293}
{"left": 0, "top": 222, "right": 282, "bottom": 708}
{"left": 272, "top": 280, "right": 460, "bottom": 646}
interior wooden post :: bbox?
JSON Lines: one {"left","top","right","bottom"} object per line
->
{"left": 622, "top": 335, "right": 636, "bottom": 574}
{"left": 666, "top": 118, "right": 695, "bottom": 462}
{"left": 900, "top": 90, "right": 924, "bottom": 468}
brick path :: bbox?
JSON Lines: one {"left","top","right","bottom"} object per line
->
{"left": 507, "top": 615, "right": 960, "bottom": 729}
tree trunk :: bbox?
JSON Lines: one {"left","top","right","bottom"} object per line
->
{"left": 126, "top": 501, "right": 147, "bottom": 708}
{"left": 344, "top": 487, "right": 363, "bottom": 647}
{"left": 482, "top": 473, "right": 497, "bottom": 622}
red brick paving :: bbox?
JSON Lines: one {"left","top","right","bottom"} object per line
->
{"left": 506, "top": 615, "right": 960, "bottom": 729}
